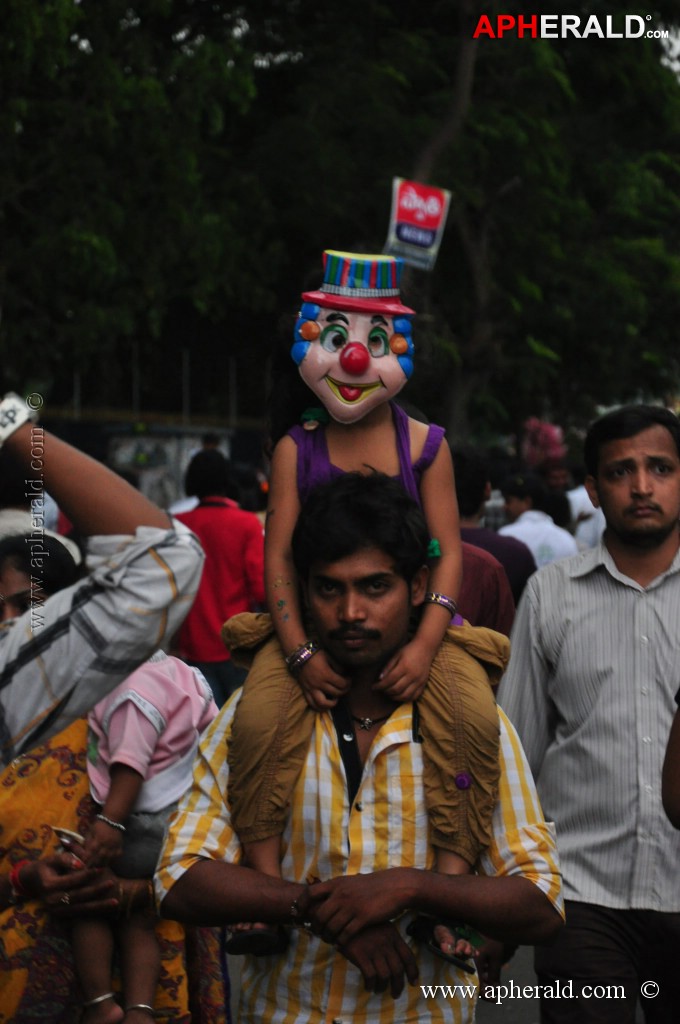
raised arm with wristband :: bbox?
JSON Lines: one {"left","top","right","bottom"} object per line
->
{"left": 0, "top": 392, "right": 205, "bottom": 766}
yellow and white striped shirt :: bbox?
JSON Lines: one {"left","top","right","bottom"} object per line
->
{"left": 156, "top": 698, "right": 563, "bottom": 1024}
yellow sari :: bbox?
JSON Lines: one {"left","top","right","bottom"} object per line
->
{"left": 0, "top": 719, "right": 227, "bottom": 1023}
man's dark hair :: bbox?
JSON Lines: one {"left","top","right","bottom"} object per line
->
{"left": 500, "top": 471, "right": 546, "bottom": 510}
{"left": 184, "top": 450, "right": 239, "bottom": 500}
{"left": 292, "top": 473, "right": 430, "bottom": 584}
{"left": 542, "top": 491, "right": 572, "bottom": 529}
{"left": 0, "top": 533, "right": 82, "bottom": 596}
{"left": 452, "top": 446, "right": 489, "bottom": 518}
{"left": 584, "top": 405, "right": 680, "bottom": 477}
{"left": 201, "top": 431, "right": 221, "bottom": 448}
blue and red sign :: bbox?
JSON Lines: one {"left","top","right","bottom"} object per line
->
{"left": 384, "top": 178, "right": 451, "bottom": 271}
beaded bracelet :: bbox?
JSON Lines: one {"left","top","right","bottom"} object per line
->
{"left": 96, "top": 813, "right": 126, "bottom": 832}
{"left": 285, "top": 640, "right": 321, "bottom": 676}
{"left": 424, "top": 592, "right": 458, "bottom": 617}
{"left": 8, "top": 859, "right": 31, "bottom": 904}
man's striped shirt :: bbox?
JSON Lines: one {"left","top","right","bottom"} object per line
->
{"left": 156, "top": 697, "right": 563, "bottom": 1023}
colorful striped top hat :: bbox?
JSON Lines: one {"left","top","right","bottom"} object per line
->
{"left": 302, "top": 250, "right": 415, "bottom": 316}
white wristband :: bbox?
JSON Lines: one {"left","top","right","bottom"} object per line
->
{"left": 0, "top": 393, "right": 38, "bottom": 449}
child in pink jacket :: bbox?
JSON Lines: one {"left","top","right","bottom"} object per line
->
{"left": 74, "top": 652, "right": 216, "bottom": 1024}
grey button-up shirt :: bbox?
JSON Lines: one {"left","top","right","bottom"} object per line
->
{"left": 499, "top": 540, "right": 680, "bottom": 910}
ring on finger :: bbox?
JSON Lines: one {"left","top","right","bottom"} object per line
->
{"left": 60, "top": 892, "right": 70, "bottom": 905}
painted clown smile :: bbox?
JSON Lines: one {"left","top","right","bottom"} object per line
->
{"left": 325, "top": 376, "right": 385, "bottom": 404}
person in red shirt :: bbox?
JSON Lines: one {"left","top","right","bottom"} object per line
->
{"left": 175, "top": 450, "right": 265, "bottom": 706}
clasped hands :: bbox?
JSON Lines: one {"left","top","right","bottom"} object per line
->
{"left": 297, "top": 869, "right": 507, "bottom": 998}
{"left": 295, "top": 868, "right": 420, "bottom": 998}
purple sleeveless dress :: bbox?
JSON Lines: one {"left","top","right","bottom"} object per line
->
{"left": 288, "top": 402, "right": 445, "bottom": 507}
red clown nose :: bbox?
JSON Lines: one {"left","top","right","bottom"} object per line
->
{"left": 339, "top": 342, "right": 370, "bottom": 376}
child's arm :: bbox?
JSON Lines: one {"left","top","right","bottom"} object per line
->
{"left": 266, "top": 438, "right": 349, "bottom": 710}
{"left": 84, "top": 763, "right": 144, "bottom": 867}
{"left": 84, "top": 695, "right": 155, "bottom": 866}
{"left": 375, "top": 441, "right": 462, "bottom": 701}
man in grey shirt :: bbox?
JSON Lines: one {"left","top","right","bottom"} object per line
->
{"left": 499, "top": 404, "right": 680, "bottom": 1024}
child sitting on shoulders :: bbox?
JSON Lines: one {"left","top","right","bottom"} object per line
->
{"left": 224, "top": 251, "right": 506, "bottom": 969}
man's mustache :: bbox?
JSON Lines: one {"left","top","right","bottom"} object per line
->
{"left": 329, "top": 626, "right": 381, "bottom": 641}
{"left": 624, "top": 502, "right": 662, "bottom": 515}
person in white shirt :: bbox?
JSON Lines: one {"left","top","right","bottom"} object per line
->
{"left": 499, "top": 471, "right": 578, "bottom": 567}
{"left": 566, "top": 466, "right": 606, "bottom": 549}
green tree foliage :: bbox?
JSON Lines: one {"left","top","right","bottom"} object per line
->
{"left": 0, "top": 0, "right": 257, "bottom": 405}
{"left": 2, "top": 1, "right": 679, "bottom": 438}
{"left": 236, "top": 0, "right": 680, "bottom": 439}
{"left": 465, "top": 2, "right": 680, "bottom": 439}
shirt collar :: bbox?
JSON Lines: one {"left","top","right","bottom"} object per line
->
{"left": 517, "top": 510, "right": 550, "bottom": 523}
{"left": 568, "top": 535, "right": 680, "bottom": 588}
{"left": 323, "top": 703, "right": 416, "bottom": 754}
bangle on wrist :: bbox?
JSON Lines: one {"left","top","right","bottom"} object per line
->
{"left": 285, "top": 640, "right": 320, "bottom": 676}
{"left": 8, "top": 859, "right": 31, "bottom": 904}
{"left": 95, "top": 813, "right": 126, "bottom": 833}
{"left": 423, "top": 592, "right": 458, "bottom": 617}
{"left": 0, "top": 393, "right": 39, "bottom": 450}
{"left": 120, "top": 881, "right": 132, "bottom": 919}
{"left": 117, "top": 879, "right": 154, "bottom": 920}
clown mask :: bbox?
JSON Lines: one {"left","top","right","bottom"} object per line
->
{"left": 292, "top": 302, "right": 415, "bottom": 424}
{"left": 290, "top": 250, "right": 416, "bottom": 424}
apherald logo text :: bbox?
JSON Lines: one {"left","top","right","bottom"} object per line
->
{"left": 473, "top": 14, "right": 669, "bottom": 40}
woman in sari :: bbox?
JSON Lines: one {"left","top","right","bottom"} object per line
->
{"left": 0, "top": 715, "right": 228, "bottom": 1024}
{"left": 0, "top": 532, "right": 228, "bottom": 1023}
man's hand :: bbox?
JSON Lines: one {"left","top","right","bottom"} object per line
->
{"left": 338, "top": 923, "right": 419, "bottom": 999}
{"left": 474, "top": 938, "right": 517, "bottom": 996}
{"left": 302, "top": 869, "right": 416, "bottom": 945}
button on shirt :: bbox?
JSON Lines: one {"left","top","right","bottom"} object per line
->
{"left": 156, "top": 697, "right": 563, "bottom": 1024}
{"left": 499, "top": 541, "right": 680, "bottom": 911}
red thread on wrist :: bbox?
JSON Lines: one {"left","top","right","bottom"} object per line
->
{"left": 9, "top": 859, "right": 31, "bottom": 897}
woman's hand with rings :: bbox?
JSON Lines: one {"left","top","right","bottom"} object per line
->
{"left": 48, "top": 865, "right": 120, "bottom": 918}
{"left": 16, "top": 853, "right": 119, "bottom": 917}
{"left": 15, "top": 853, "right": 83, "bottom": 901}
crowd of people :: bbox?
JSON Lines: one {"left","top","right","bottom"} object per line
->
{"left": 1, "top": 250, "right": 679, "bottom": 1024}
